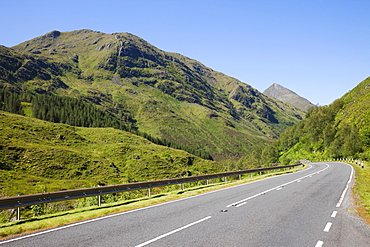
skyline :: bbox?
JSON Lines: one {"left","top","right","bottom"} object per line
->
{"left": 2, "top": 0, "right": 370, "bottom": 105}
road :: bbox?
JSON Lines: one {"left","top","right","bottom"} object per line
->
{"left": 1, "top": 162, "right": 369, "bottom": 246}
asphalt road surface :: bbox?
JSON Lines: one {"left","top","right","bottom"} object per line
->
{"left": 1, "top": 162, "right": 369, "bottom": 247}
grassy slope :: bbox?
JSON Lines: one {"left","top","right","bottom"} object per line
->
{"left": 0, "top": 111, "right": 223, "bottom": 197}
{"left": 277, "top": 77, "right": 370, "bottom": 163}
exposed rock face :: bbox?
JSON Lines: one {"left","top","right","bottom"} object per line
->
{"left": 263, "top": 83, "right": 315, "bottom": 112}
{"left": 0, "top": 46, "right": 67, "bottom": 93}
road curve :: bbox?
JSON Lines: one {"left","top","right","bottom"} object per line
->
{"left": 1, "top": 162, "right": 369, "bottom": 247}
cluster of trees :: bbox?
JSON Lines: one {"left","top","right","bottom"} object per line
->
{"left": 277, "top": 99, "right": 363, "bottom": 159}
{"left": 245, "top": 98, "right": 367, "bottom": 166}
{"left": 0, "top": 89, "right": 23, "bottom": 115}
{"left": 0, "top": 88, "right": 213, "bottom": 160}
{"left": 31, "top": 94, "right": 132, "bottom": 131}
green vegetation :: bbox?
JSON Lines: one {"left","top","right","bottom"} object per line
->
{"left": 0, "top": 89, "right": 213, "bottom": 160}
{"left": 349, "top": 161, "right": 370, "bottom": 225}
{"left": 256, "top": 77, "right": 370, "bottom": 164}
{"left": 0, "top": 111, "right": 223, "bottom": 199}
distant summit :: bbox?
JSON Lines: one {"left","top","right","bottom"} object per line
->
{"left": 263, "top": 83, "right": 315, "bottom": 112}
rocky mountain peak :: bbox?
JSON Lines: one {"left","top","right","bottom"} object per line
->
{"left": 263, "top": 83, "right": 315, "bottom": 112}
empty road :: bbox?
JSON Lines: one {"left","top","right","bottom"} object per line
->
{"left": 1, "top": 162, "right": 369, "bottom": 246}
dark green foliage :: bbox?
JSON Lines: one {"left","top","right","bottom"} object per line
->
{"left": 31, "top": 93, "right": 130, "bottom": 130}
{"left": 256, "top": 79, "right": 370, "bottom": 163}
{"left": 0, "top": 89, "right": 23, "bottom": 115}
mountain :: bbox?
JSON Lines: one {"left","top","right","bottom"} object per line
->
{"left": 263, "top": 77, "right": 370, "bottom": 163}
{"left": 263, "top": 83, "right": 315, "bottom": 112}
{"left": 0, "top": 29, "right": 304, "bottom": 161}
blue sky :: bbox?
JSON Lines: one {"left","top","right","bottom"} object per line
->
{"left": 1, "top": 0, "right": 370, "bottom": 106}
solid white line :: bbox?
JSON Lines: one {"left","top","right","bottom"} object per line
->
{"left": 276, "top": 187, "right": 282, "bottom": 191}
{"left": 315, "top": 240, "right": 324, "bottom": 247}
{"left": 324, "top": 222, "right": 332, "bottom": 232}
{"left": 336, "top": 164, "right": 354, "bottom": 208}
{"left": 135, "top": 216, "right": 212, "bottom": 247}
{"left": 331, "top": 211, "right": 337, "bottom": 218}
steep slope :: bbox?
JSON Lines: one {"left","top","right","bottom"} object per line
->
{"left": 1, "top": 29, "right": 304, "bottom": 160}
{"left": 0, "top": 111, "right": 223, "bottom": 197}
{"left": 266, "top": 77, "right": 370, "bottom": 163}
{"left": 263, "top": 83, "right": 315, "bottom": 112}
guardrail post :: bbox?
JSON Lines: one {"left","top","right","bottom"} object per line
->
{"left": 97, "top": 185, "right": 101, "bottom": 207}
{"left": 16, "top": 195, "right": 20, "bottom": 221}
{"left": 206, "top": 179, "right": 209, "bottom": 185}
{"left": 224, "top": 177, "right": 227, "bottom": 183}
{"left": 181, "top": 183, "right": 184, "bottom": 190}
{"left": 147, "top": 188, "right": 151, "bottom": 197}
{"left": 239, "top": 174, "right": 241, "bottom": 180}
{"left": 16, "top": 195, "right": 21, "bottom": 221}
{"left": 17, "top": 206, "right": 20, "bottom": 221}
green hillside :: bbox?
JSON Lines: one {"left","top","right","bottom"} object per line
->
{"left": 259, "top": 76, "right": 370, "bottom": 163}
{"left": 0, "top": 111, "right": 223, "bottom": 197}
{"left": 0, "top": 29, "right": 304, "bottom": 161}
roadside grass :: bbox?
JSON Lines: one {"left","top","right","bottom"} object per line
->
{"left": 349, "top": 161, "right": 370, "bottom": 226}
{"left": 0, "top": 166, "right": 304, "bottom": 240}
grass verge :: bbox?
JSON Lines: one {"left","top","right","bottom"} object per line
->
{"left": 349, "top": 161, "right": 370, "bottom": 226}
{"left": 0, "top": 166, "right": 305, "bottom": 240}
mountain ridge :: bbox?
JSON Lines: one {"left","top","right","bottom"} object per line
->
{"left": 1, "top": 29, "right": 304, "bottom": 160}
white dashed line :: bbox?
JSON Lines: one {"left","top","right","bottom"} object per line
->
{"left": 226, "top": 164, "right": 329, "bottom": 208}
{"left": 235, "top": 201, "right": 248, "bottom": 207}
{"left": 135, "top": 216, "right": 212, "bottom": 247}
{"left": 315, "top": 240, "right": 324, "bottom": 247}
{"left": 331, "top": 211, "right": 337, "bottom": 218}
{"left": 324, "top": 222, "right": 332, "bottom": 232}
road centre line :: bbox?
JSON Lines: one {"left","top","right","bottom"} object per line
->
{"left": 323, "top": 222, "right": 332, "bottom": 232}
{"left": 226, "top": 164, "right": 329, "bottom": 208}
{"left": 235, "top": 201, "right": 248, "bottom": 207}
{"left": 315, "top": 240, "right": 324, "bottom": 247}
{"left": 1, "top": 164, "right": 313, "bottom": 245}
{"left": 135, "top": 216, "right": 212, "bottom": 247}
{"left": 331, "top": 211, "right": 337, "bottom": 218}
